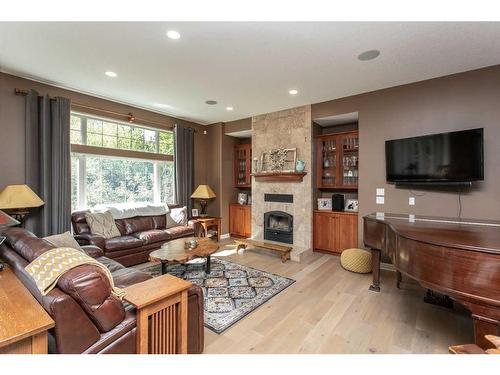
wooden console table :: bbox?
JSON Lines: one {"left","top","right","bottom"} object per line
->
{"left": 0, "top": 266, "right": 54, "bottom": 354}
{"left": 194, "top": 217, "right": 221, "bottom": 241}
{"left": 124, "top": 274, "right": 192, "bottom": 354}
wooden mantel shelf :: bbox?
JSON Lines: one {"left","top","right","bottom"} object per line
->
{"left": 252, "top": 172, "right": 307, "bottom": 182}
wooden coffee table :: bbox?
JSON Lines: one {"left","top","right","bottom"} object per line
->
{"left": 149, "top": 237, "right": 220, "bottom": 274}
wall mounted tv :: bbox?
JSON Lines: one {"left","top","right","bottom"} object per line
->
{"left": 385, "top": 128, "right": 484, "bottom": 185}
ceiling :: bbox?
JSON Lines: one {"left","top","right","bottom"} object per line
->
{"left": 1, "top": 22, "right": 500, "bottom": 125}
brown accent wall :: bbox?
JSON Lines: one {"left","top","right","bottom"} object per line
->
{"left": 311, "top": 65, "right": 500, "bottom": 245}
{"left": 0, "top": 72, "right": 208, "bottom": 200}
{"left": 224, "top": 117, "right": 251, "bottom": 134}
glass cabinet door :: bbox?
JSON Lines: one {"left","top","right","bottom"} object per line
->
{"left": 234, "top": 144, "right": 251, "bottom": 187}
{"left": 340, "top": 133, "right": 359, "bottom": 187}
{"left": 319, "top": 137, "right": 337, "bottom": 187}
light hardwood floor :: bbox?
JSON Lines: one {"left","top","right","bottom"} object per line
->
{"left": 203, "top": 239, "right": 474, "bottom": 354}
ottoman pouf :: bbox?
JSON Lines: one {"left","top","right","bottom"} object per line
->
{"left": 340, "top": 248, "right": 372, "bottom": 274}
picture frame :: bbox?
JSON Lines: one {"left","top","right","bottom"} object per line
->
{"left": 345, "top": 199, "right": 359, "bottom": 212}
{"left": 259, "top": 148, "right": 297, "bottom": 173}
{"left": 191, "top": 208, "right": 199, "bottom": 217}
{"left": 238, "top": 193, "right": 248, "bottom": 205}
{"left": 317, "top": 198, "right": 332, "bottom": 211}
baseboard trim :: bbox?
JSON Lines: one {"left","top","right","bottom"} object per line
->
{"left": 220, "top": 233, "right": 231, "bottom": 240}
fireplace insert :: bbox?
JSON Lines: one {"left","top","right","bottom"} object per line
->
{"left": 264, "top": 211, "right": 293, "bottom": 244}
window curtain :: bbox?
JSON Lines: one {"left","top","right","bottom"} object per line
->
{"left": 25, "top": 90, "right": 71, "bottom": 237}
{"left": 174, "top": 124, "right": 194, "bottom": 213}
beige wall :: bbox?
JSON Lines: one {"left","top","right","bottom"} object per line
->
{"left": 224, "top": 117, "right": 251, "bottom": 134}
{"left": 311, "top": 65, "right": 500, "bottom": 245}
{"left": 0, "top": 72, "right": 208, "bottom": 202}
{"left": 252, "top": 106, "right": 313, "bottom": 260}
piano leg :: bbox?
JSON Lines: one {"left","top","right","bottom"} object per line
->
{"left": 369, "top": 248, "right": 381, "bottom": 292}
{"left": 396, "top": 271, "right": 402, "bottom": 289}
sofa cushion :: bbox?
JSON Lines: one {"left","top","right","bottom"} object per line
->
{"left": 119, "top": 216, "right": 154, "bottom": 235}
{"left": 4, "top": 227, "right": 54, "bottom": 262}
{"left": 44, "top": 231, "right": 84, "bottom": 252}
{"left": 96, "top": 256, "right": 126, "bottom": 273}
{"left": 111, "top": 268, "right": 152, "bottom": 289}
{"left": 105, "top": 236, "right": 143, "bottom": 252}
{"left": 166, "top": 206, "right": 188, "bottom": 228}
{"left": 165, "top": 225, "right": 195, "bottom": 239}
{"left": 85, "top": 211, "right": 121, "bottom": 239}
{"left": 132, "top": 229, "right": 171, "bottom": 245}
{"left": 152, "top": 215, "right": 166, "bottom": 229}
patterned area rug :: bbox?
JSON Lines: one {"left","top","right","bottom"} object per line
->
{"left": 138, "top": 258, "right": 295, "bottom": 334}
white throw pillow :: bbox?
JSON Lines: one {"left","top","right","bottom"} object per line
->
{"left": 166, "top": 207, "right": 188, "bottom": 228}
{"left": 44, "top": 231, "right": 84, "bottom": 252}
{"left": 85, "top": 211, "right": 121, "bottom": 239}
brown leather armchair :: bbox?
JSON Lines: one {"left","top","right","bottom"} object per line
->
{"left": 0, "top": 227, "right": 204, "bottom": 354}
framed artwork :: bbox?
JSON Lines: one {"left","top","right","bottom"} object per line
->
{"left": 238, "top": 193, "right": 248, "bottom": 205}
{"left": 259, "top": 148, "right": 297, "bottom": 173}
{"left": 317, "top": 198, "right": 332, "bottom": 211}
{"left": 191, "top": 208, "right": 199, "bottom": 217}
{"left": 345, "top": 199, "right": 359, "bottom": 212}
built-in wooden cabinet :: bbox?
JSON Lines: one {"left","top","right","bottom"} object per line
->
{"left": 313, "top": 210, "right": 358, "bottom": 254}
{"left": 316, "top": 131, "right": 359, "bottom": 189}
{"left": 234, "top": 143, "right": 252, "bottom": 188}
{"left": 229, "top": 204, "right": 251, "bottom": 238}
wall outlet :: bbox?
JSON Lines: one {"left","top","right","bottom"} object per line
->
{"left": 409, "top": 197, "right": 415, "bottom": 206}
{"left": 409, "top": 214, "right": 415, "bottom": 222}
{"left": 376, "top": 196, "right": 385, "bottom": 204}
{"left": 376, "top": 188, "right": 385, "bottom": 196}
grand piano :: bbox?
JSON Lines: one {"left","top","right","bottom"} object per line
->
{"left": 363, "top": 213, "right": 500, "bottom": 349}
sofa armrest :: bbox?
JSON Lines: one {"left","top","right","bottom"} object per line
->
{"left": 81, "top": 245, "right": 104, "bottom": 259}
{"left": 188, "top": 220, "right": 204, "bottom": 237}
{"left": 75, "top": 233, "right": 106, "bottom": 250}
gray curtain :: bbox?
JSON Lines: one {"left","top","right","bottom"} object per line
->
{"left": 174, "top": 124, "right": 194, "bottom": 214}
{"left": 25, "top": 90, "right": 71, "bottom": 237}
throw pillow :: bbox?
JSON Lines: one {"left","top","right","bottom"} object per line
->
{"left": 44, "top": 231, "right": 84, "bottom": 252}
{"left": 85, "top": 211, "right": 121, "bottom": 239}
{"left": 166, "top": 206, "right": 188, "bottom": 228}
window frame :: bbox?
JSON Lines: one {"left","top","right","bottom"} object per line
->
{"left": 70, "top": 112, "right": 176, "bottom": 210}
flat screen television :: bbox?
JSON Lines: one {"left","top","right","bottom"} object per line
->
{"left": 385, "top": 128, "right": 484, "bottom": 184}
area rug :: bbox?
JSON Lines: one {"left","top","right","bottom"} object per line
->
{"left": 137, "top": 258, "right": 295, "bottom": 334}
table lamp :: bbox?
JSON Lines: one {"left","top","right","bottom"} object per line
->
{"left": 190, "top": 185, "right": 216, "bottom": 217}
{"left": 0, "top": 184, "right": 44, "bottom": 227}
{"left": 0, "top": 210, "right": 20, "bottom": 272}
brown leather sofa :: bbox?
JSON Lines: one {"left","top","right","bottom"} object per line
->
{"left": 72, "top": 208, "right": 203, "bottom": 266}
{"left": 0, "top": 227, "right": 204, "bottom": 354}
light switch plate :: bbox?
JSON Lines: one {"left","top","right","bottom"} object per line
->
{"left": 376, "top": 196, "right": 385, "bottom": 204}
{"left": 409, "top": 197, "right": 415, "bottom": 206}
{"left": 376, "top": 188, "right": 385, "bottom": 196}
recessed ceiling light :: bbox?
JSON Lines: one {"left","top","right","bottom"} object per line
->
{"left": 358, "top": 50, "right": 380, "bottom": 61}
{"left": 166, "top": 30, "right": 181, "bottom": 40}
{"left": 226, "top": 106, "right": 233, "bottom": 111}
{"left": 289, "top": 89, "right": 298, "bottom": 95}
{"left": 153, "top": 103, "right": 171, "bottom": 109}
{"left": 105, "top": 71, "right": 117, "bottom": 78}
{"left": 205, "top": 100, "right": 218, "bottom": 105}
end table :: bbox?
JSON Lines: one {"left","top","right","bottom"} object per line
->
{"left": 194, "top": 217, "right": 221, "bottom": 241}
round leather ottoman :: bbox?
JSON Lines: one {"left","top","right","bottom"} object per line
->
{"left": 340, "top": 248, "right": 372, "bottom": 274}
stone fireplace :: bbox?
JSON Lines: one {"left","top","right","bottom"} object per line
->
{"left": 264, "top": 211, "right": 293, "bottom": 244}
{"left": 251, "top": 105, "right": 313, "bottom": 261}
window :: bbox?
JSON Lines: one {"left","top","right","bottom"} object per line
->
{"left": 70, "top": 113, "right": 175, "bottom": 211}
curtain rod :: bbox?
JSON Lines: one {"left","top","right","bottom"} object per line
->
{"left": 14, "top": 88, "right": 197, "bottom": 132}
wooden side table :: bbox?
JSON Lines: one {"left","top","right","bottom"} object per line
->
{"left": 194, "top": 217, "right": 221, "bottom": 241}
{"left": 0, "top": 267, "right": 54, "bottom": 354}
{"left": 124, "top": 274, "right": 192, "bottom": 354}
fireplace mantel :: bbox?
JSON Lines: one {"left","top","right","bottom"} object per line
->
{"left": 252, "top": 172, "right": 307, "bottom": 182}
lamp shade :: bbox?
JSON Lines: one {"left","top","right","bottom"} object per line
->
{"left": 0, "top": 185, "right": 45, "bottom": 209}
{"left": 0, "top": 210, "right": 20, "bottom": 228}
{"left": 190, "top": 185, "right": 216, "bottom": 199}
